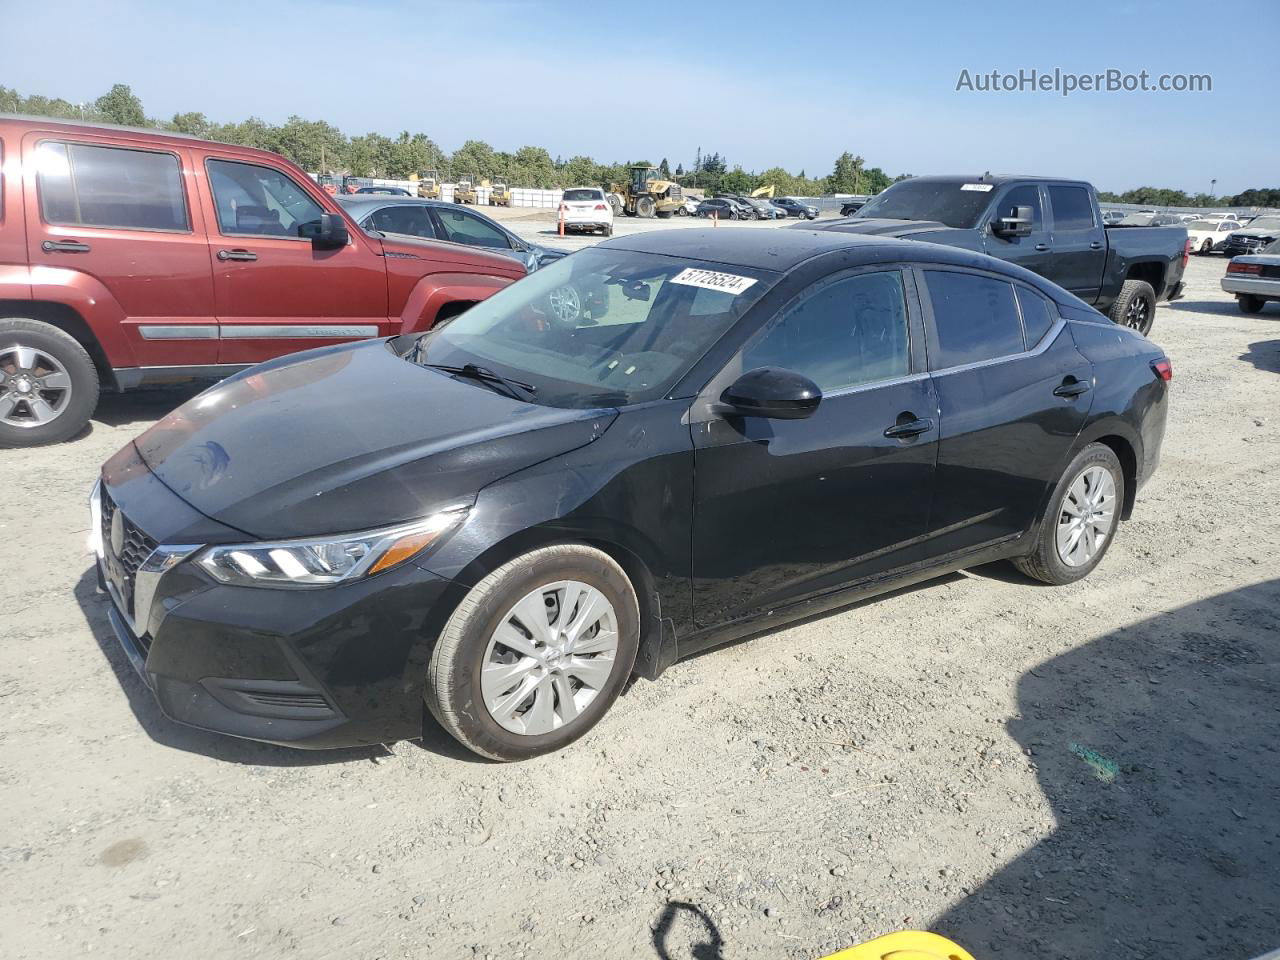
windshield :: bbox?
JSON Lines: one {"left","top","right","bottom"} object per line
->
{"left": 563, "top": 189, "right": 602, "bottom": 202}
{"left": 1189, "top": 220, "right": 1217, "bottom": 229}
{"left": 1265, "top": 238, "right": 1280, "bottom": 254}
{"left": 413, "top": 248, "right": 775, "bottom": 408}
{"left": 852, "top": 179, "right": 994, "bottom": 228}
{"left": 1245, "top": 217, "right": 1280, "bottom": 231}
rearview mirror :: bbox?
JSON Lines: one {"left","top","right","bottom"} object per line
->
{"left": 719, "top": 367, "right": 821, "bottom": 420}
{"left": 993, "top": 205, "right": 1034, "bottom": 239}
{"left": 311, "top": 212, "right": 349, "bottom": 250}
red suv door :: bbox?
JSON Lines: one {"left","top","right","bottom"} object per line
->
{"left": 194, "top": 152, "right": 391, "bottom": 365}
{"left": 22, "top": 132, "right": 217, "bottom": 368}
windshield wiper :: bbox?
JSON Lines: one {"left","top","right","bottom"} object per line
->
{"left": 425, "top": 363, "right": 537, "bottom": 401}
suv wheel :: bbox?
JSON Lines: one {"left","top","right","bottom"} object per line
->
{"left": 1014, "top": 442, "right": 1124, "bottom": 585}
{"left": 426, "top": 545, "right": 640, "bottom": 761}
{"left": 0, "top": 319, "right": 100, "bottom": 447}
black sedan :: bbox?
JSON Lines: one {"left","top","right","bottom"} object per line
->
{"left": 336, "top": 195, "right": 564, "bottom": 272}
{"left": 93, "top": 229, "right": 1170, "bottom": 761}
{"left": 695, "top": 197, "right": 749, "bottom": 220}
{"left": 772, "top": 196, "right": 818, "bottom": 219}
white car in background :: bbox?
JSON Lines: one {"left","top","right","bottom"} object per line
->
{"left": 1186, "top": 218, "right": 1241, "bottom": 255}
{"left": 559, "top": 187, "right": 614, "bottom": 236}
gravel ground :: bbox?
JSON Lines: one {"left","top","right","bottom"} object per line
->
{"left": 1, "top": 249, "right": 1277, "bottom": 960}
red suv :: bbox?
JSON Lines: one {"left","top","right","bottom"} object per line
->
{"left": 0, "top": 117, "right": 526, "bottom": 446}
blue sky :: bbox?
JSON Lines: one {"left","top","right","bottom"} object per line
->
{"left": 1, "top": 0, "right": 1274, "bottom": 194}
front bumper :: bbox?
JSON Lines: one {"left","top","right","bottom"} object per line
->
{"left": 94, "top": 456, "right": 462, "bottom": 749}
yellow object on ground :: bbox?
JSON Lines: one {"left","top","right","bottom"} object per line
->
{"left": 820, "top": 931, "right": 975, "bottom": 960}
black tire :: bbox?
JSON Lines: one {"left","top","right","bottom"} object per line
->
{"left": 635, "top": 196, "right": 656, "bottom": 218}
{"left": 1013, "top": 442, "right": 1125, "bottom": 586}
{"left": 676, "top": 206, "right": 688, "bottom": 217}
{"left": 426, "top": 544, "right": 640, "bottom": 761}
{"left": 1199, "top": 239, "right": 1213, "bottom": 254}
{"left": 1108, "top": 279, "right": 1156, "bottom": 335}
{"left": 603, "top": 224, "right": 613, "bottom": 237}
{"left": 656, "top": 210, "right": 672, "bottom": 219}
{"left": 0, "top": 318, "right": 99, "bottom": 448}
{"left": 1239, "top": 294, "right": 1266, "bottom": 315}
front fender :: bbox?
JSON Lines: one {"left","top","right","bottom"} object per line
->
{"left": 396, "top": 272, "right": 516, "bottom": 333}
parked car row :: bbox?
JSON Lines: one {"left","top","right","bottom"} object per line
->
{"left": 694, "top": 195, "right": 818, "bottom": 221}
{"left": 1101, "top": 209, "right": 1280, "bottom": 257}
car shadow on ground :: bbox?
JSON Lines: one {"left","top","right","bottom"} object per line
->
{"left": 1165, "top": 298, "right": 1242, "bottom": 317}
{"left": 90, "top": 383, "right": 208, "bottom": 429}
{"left": 73, "top": 566, "right": 485, "bottom": 766}
{"left": 1241, "top": 340, "right": 1280, "bottom": 373}
{"left": 933, "top": 578, "right": 1280, "bottom": 958}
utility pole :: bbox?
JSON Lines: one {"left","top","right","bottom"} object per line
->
{"left": 1210, "top": 178, "right": 1216, "bottom": 199}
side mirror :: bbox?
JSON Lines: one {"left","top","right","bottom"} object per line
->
{"left": 719, "top": 367, "right": 821, "bottom": 420}
{"left": 311, "top": 212, "right": 349, "bottom": 250}
{"left": 993, "top": 205, "right": 1034, "bottom": 239}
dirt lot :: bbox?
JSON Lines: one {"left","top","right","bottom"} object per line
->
{"left": 1, "top": 248, "right": 1278, "bottom": 960}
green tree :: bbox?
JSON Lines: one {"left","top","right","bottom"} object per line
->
{"left": 513, "top": 146, "right": 555, "bottom": 187}
{"left": 94, "top": 83, "right": 146, "bottom": 126}
{"left": 275, "top": 116, "right": 348, "bottom": 172}
{"left": 827, "top": 152, "right": 864, "bottom": 194}
{"left": 449, "top": 139, "right": 496, "bottom": 180}
{"left": 720, "top": 167, "right": 753, "bottom": 195}
{"left": 166, "top": 111, "right": 213, "bottom": 138}
{"left": 560, "top": 155, "right": 600, "bottom": 188}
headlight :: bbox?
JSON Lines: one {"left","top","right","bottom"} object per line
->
{"left": 196, "top": 506, "right": 468, "bottom": 588}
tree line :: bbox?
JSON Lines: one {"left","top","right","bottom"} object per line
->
{"left": 5, "top": 83, "right": 1272, "bottom": 205}
{"left": 1, "top": 83, "right": 904, "bottom": 197}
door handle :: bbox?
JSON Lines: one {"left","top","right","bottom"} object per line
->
{"left": 217, "top": 248, "right": 258, "bottom": 262}
{"left": 41, "top": 239, "right": 91, "bottom": 254}
{"left": 1089, "top": 241, "right": 1104, "bottom": 249}
{"left": 884, "top": 417, "right": 934, "bottom": 439}
{"left": 1053, "top": 377, "right": 1092, "bottom": 398}
{"left": 1034, "top": 243, "right": 1050, "bottom": 252}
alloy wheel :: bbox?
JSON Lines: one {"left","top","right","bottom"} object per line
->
{"left": 1124, "top": 295, "right": 1150, "bottom": 331}
{"left": 481, "top": 580, "right": 619, "bottom": 736}
{"left": 0, "top": 343, "right": 74, "bottom": 428}
{"left": 1056, "top": 465, "right": 1117, "bottom": 567}
{"left": 546, "top": 285, "right": 582, "bottom": 324}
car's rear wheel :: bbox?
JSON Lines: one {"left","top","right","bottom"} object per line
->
{"left": 0, "top": 319, "right": 99, "bottom": 448}
{"left": 1200, "top": 239, "right": 1213, "bottom": 254}
{"left": 1239, "top": 294, "right": 1266, "bottom": 314}
{"left": 1013, "top": 442, "right": 1124, "bottom": 585}
{"left": 426, "top": 545, "right": 640, "bottom": 761}
{"left": 1108, "top": 279, "right": 1156, "bottom": 335}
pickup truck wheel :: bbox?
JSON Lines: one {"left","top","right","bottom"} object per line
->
{"left": 1109, "top": 279, "right": 1156, "bottom": 335}
{"left": 1013, "top": 442, "right": 1124, "bottom": 586}
{"left": 1238, "top": 294, "right": 1266, "bottom": 315}
{"left": 0, "top": 319, "right": 99, "bottom": 447}
{"left": 426, "top": 544, "right": 640, "bottom": 761}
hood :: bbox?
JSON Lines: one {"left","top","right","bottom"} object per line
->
{"left": 376, "top": 233, "right": 528, "bottom": 278}
{"left": 1231, "top": 228, "right": 1279, "bottom": 240}
{"left": 805, "top": 217, "right": 962, "bottom": 239}
{"left": 133, "top": 340, "right": 616, "bottom": 539}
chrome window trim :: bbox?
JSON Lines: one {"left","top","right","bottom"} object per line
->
{"left": 139, "top": 324, "right": 218, "bottom": 340}
{"left": 822, "top": 370, "right": 931, "bottom": 399}
{"left": 219, "top": 324, "right": 379, "bottom": 339}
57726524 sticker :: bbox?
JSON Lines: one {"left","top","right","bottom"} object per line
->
{"left": 670, "top": 268, "right": 758, "bottom": 295}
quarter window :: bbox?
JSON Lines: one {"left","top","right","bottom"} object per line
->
{"left": 433, "top": 208, "right": 512, "bottom": 250}
{"left": 1048, "top": 186, "right": 1095, "bottom": 231}
{"left": 36, "top": 141, "right": 188, "bottom": 231}
{"left": 207, "top": 159, "right": 325, "bottom": 238}
{"left": 743, "top": 270, "right": 911, "bottom": 392}
{"left": 1015, "top": 286, "right": 1055, "bottom": 347}
{"left": 925, "top": 270, "right": 1024, "bottom": 368}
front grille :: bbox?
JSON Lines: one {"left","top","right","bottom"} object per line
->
{"left": 101, "top": 489, "right": 158, "bottom": 618}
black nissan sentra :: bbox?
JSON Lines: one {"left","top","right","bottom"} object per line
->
{"left": 92, "top": 228, "right": 1170, "bottom": 761}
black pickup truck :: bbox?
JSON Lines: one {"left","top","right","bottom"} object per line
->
{"left": 808, "top": 175, "right": 1189, "bottom": 334}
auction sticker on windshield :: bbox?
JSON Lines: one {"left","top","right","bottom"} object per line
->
{"left": 670, "top": 268, "right": 758, "bottom": 295}
{"left": 960, "top": 183, "right": 994, "bottom": 192}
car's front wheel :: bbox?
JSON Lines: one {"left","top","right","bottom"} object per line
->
{"left": 1200, "top": 239, "right": 1213, "bottom": 254}
{"left": 1014, "top": 442, "right": 1124, "bottom": 585}
{"left": 0, "top": 318, "right": 100, "bottom": 447}
{"left": 426, "top": 545, "right": 640, "bottom": 761}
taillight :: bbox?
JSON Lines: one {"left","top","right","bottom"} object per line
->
{"left": 1227, "top": 261, "right": 1262, "bottom": 275}
{"left": 594, "top": 203, "right": 608, "bottom": 211}
{"left": 1182, "top": 238, "right": 1192, "bottom": 268}
{"left": 1151, "top": 357, "right": 1173, "bottom": 381}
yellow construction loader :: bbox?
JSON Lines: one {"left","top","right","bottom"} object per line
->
{"left": 489, "top": 181, "right": 511, "bottom": 206}
{"left": 609, "top": 165, "right": 684, "bottom": 218}
{"left": 412, "top": 169, "right": 441, "bottom": 200}
{"left": 454, "top": 174, "right": 477, "bottom": 204}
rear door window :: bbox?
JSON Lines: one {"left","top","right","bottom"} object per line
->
{"left": 36, "top": 141, "right": 188, "bottom": 231}
{"left": 206, "top": 159, "right": 325, "bottom": 238}
{"left": 1048, "top": 186, "right": 1096, "bottom": 231}
{"left": 924, "top": 270, "right": 1024, "bottom": 368}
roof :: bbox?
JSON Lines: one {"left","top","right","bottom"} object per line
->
{"left": 0, "top": 113, "right": 283, "bottom": 164}
{"left": 903, "top": 173, "right": 1086, "bottom": 186}
{"left": 600, "top": 227, "right": 945, "bottom": 271}
{"left": 336, "top": 195, "right": 450, "bottom": 215}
